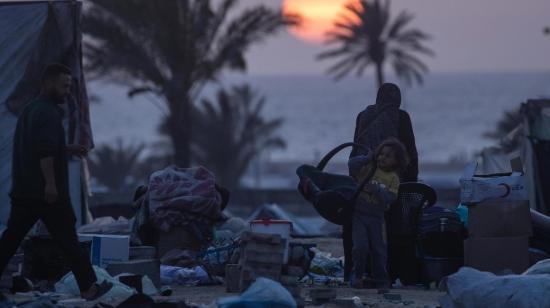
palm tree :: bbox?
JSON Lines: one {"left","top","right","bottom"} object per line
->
{"left": 88, "top": 139, "right": 145, "bottom": 192}
{"left": 317, "top": 0, "right": 434, "bottom": 87}
{"left": 82, "top": 0, "right": 297, "bottom": 167}
{"left": 192, "top": 85, "right": 285, "bottom": 189}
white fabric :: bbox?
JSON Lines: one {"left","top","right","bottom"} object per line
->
{"left": 55, "top": 266, "right": 136, "bottom": 301}
{"left": 478, "top": 149, "right": 511, "bottom": 174}
{"left": 523, "top": 259, "right": 550, "bottom": 275}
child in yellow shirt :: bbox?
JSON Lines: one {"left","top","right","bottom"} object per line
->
{"left": 348, "top": 138, "right": 409, "bottom": 288}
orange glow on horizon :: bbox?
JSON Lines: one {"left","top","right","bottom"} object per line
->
{"left": 283, "top": 0, "right": 360, "bottom": 44}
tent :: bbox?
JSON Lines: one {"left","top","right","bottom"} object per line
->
{"left": 521, "top": 99, "right": 550, "bottom": 215}
{"left": 0, "top": 0, "right": 93, "bottom": 227}
{"left": 478, "top": 99, "right": 550, "bottom": 215}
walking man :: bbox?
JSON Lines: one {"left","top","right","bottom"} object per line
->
{"left": 0, "top": 64, "right": 111, "bottom": 300}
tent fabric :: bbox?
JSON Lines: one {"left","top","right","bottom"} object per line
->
{"left": 478, "top": 99, "right": 550, "bottom": 215}
{"left": 522, "top": 100, "right": 550, "bottom": 215}
{"left": 0, "top": 2, "right": 48, "bottom": 227}
{"left": 0, "top": 1, "right": 93, "bottom": 226}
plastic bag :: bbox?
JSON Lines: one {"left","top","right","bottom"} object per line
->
{"left": 456, "top": 204, "right": 469, "bottom": 228}
{"left": 308, "top": 248, "right": 344, "bottom": 277}
{"left": 201, "top": 241, "right": 238, "bottom": 276}
{"left": 160, "top": 265, "right": 210, "bottom": 286}
{"left": 114, "top": 274, "right": 158, "bottom": 296}
{"left": 217, "top": 277, "right": 296, "bottom": 308}
{"left": 55, "top": 266, "right": 135, "bottom": 301}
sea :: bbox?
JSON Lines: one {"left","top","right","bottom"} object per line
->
{"left": 88, "top": 71, "right": 550, "bottom": 166}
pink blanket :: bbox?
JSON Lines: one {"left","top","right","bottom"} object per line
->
{"left": 148, "top": 166, "right": 225, "bottom": 231}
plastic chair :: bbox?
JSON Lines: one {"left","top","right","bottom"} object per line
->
{"left": 387, "top": 182, "right": 437, "bottom": 238}
{"left": 385, "top": 182, "right": 437, "bottom": 285}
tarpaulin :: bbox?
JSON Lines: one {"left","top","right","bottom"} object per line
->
{"left": 0, "top": 1, "right": 93, "bottom": 226}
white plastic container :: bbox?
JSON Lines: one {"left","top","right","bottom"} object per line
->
{"left": 250, "top": 219, "right": 293, "bottom": 263}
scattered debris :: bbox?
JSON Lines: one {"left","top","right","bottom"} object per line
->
{"left": 309, "top": 288, "right": 337, "bottom": 305}
{"left": 383, "top": 293, "right": 402, "bottom": 301}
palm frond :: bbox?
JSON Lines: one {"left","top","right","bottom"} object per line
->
{"left": 192, "top": 84, "right": 284, "bottom": 188}
{"left": 317, "top": 0, "right": 433, "bottom": 87}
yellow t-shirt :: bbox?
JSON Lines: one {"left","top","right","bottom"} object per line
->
{"left": 356, "top": 164, "right": 400, "bottom": 205}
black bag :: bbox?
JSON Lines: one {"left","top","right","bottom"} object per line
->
{"left": 417, "top": 206, "right": 465, "bottom": 258}
{"left": 296, "top": 142, "right": 375, "bottom": 225}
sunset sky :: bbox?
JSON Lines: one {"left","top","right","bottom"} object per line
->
{"left": 236, "top": 0, "right": 550, "bottom": 75}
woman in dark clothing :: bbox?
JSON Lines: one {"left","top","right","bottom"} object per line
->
{"left": 344, "top": 83, "right": 419, "bottom": 282}
{"left": 349, "top": 83, "right": 418, "bottom": 181}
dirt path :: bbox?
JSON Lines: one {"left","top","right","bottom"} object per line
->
{"left": 167, "top": 284, "right": 444, "bottom": 307}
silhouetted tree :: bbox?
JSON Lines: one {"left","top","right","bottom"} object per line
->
{"left": 192, "top": 85, "right": 285, "bottom": 189}
{"left": 318, "top": 0, "right": 434, "bottom": 87}
{"left": 484, "top": 107, "right": 523, "bottom": 152}
{"left": 82, "top": 0, "right": 297, "bottom": 167}
{"left": 88, "top": 139, "right": 145, "bottom": 191}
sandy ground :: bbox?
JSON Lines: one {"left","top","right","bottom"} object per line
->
{"left": 167, "top": 285, "right": 444, "bottom": 307}
{"left": 5, "top": 285, "right": 443, "bottom": 307}
{"left": 2, "top": 237, "right": 444, "bottom": 307}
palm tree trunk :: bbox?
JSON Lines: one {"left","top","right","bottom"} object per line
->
{"left": 375, "top": 61, "right": 384, "bottom": 88}
{"left": 167, "top": 92, "right": 192, "bottom": 167}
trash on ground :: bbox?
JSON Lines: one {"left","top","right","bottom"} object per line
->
{"left": 307, "top": 247, "right": 344, "bottom": 277}
{"left": 160, "top": 265, "right": 219, "bottom": 286}
{"left": 55, "top": 266, "right": 135, "bottom": 302}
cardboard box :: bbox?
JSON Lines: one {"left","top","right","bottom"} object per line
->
{"left": 78, "top": 234, "right": 129, "bottom": 268}
{"left": 460, "top": 161, "right": 528, "bottom": 204}
{"left": 464, "top": 237, "right": 529, "bottom": 274}
{"left": 250, "top": 220, "right": 292, "bottom": 263}
{"left": 468, "top": 200, "right": 532, "bottom": 238}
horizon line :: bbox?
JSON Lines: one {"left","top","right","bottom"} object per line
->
{"left": 224, "top": 68, "right": 550, "bottom": 78}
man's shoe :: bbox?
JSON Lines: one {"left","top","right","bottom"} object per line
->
{"left": 10, "top": 275, "right": 33, "bottom": 294}
{"left": 374, "top": 281, "right": 391, "bottom": 290}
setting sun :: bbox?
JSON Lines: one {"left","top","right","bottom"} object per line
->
{"left": 283, "top": 0, "right": 359, "bottom": 44}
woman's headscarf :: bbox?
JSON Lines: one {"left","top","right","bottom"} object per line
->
{"left": 353, "top": 83, "right": 401, "bottom": 156}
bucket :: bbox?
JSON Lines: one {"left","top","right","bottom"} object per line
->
{"left": 421, "top": 256, "right": 462, "bottom": 285}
